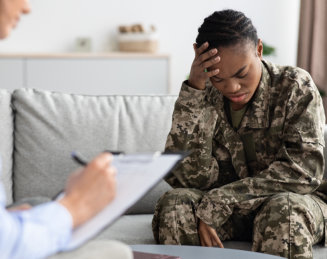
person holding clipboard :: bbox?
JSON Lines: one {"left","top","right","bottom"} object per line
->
{"left": 0, "top": 1, "right": 132, "bottom": 258}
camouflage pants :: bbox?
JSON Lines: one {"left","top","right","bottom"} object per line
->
{"left": 152, "top": 188, "right": 325, "bottom": 259}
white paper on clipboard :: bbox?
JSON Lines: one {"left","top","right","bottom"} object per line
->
{"left": 63, "top": 152, "right": 183, "bottom": 251}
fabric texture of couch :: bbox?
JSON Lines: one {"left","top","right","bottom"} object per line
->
{"left": 1, "top": 88, "right": 327, "bottom": 258}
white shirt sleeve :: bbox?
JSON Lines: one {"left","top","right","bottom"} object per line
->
{"left": 0, "top": 158, "right": 73, "bottom": 259}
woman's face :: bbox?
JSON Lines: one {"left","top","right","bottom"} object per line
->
{"left": 209, "top": 40, "right": 263, "bottom": 110}
{"left": 0, "top": 0, "right": 30, "bottom": 39}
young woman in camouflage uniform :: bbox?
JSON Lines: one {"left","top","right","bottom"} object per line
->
{"left": 152, "top": 9, "right": 327, "bottom": 259}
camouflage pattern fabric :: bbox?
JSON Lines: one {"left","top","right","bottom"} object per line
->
{"left": 153, "top": 190, "right": 324, "bottom": 259}
{"left": 252, "top": 192, "right": 324, "bottom": 258}
{"left": 152, "top": 60, "right": 327, "bottom": 259}
{"left": 152, "top": 188, "right": 256, "bottom": 245}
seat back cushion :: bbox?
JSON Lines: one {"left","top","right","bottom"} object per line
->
{"left": 12, "top": 88, "right": 176, "bottom": 214}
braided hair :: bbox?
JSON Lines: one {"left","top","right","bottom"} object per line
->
{"left": 196, "top": 9, "right": 258, "bottom": 49}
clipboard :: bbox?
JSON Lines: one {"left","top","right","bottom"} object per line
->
{"left": 63, "top": 152, "right": 187, "bottom": 251}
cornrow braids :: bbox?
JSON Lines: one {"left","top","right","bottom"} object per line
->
{"left": 196, "top": 9, "right": 258, "bottom": 49}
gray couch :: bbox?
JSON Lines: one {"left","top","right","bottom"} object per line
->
{"left": 0, "top": 88, "right": 326, "bottom": 258}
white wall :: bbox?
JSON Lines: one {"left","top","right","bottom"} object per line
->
{"left": 0, "top": 0, "right": 300, "bottom": 94}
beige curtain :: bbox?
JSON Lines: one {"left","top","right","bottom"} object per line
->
{"left": 297, "top": 0, "right": 327, "bottom": 118}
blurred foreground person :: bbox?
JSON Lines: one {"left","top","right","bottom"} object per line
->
{"left": 0, "top": 1, "right": 132, "bottom": 258}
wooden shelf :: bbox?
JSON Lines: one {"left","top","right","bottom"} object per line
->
{"left": 0, "top": 52, "right": 170, "bottom": 59}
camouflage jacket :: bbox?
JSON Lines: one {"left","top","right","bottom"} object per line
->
{"left": 165, "top": 60, "right": 327, "bottom": 230}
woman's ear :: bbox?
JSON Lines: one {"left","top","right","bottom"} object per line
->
{"left": 257, "top": 39, "right": 263, "bottom": 59}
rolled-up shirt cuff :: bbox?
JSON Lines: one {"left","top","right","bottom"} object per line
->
{"left": 196, "top": 197, "right": 231, "bottom": 229}
{"left": 176, "top": 81, "right": 207, "bottom": 106}
{"left": 28, "top": 201, "right": 73, "bottom": 249}
{"left": 5, "top": 201, "right": 74, "bottom": 259}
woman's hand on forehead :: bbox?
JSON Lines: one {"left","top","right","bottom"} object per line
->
{"left": 188, "top": 42, "right": 220, "bottom": 90}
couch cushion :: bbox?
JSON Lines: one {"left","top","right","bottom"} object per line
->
{"left": 0, "top": 89, "right": 13, "bottom": 204}
{"left": 94, "top": 215, "right": 327, "bottom": 258}
{"left": 12, "top": 88, "right": 177, "bottom": 204}
{"left": 95, "top": 214, "right": 156, "bottom": 244}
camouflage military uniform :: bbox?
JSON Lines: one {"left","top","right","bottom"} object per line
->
{"left": 152, "top": 60, "right": 327, "bottom": 259}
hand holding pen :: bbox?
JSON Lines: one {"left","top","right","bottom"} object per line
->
{"left": 57, "top": 152, "right": 117, "bottom": 228}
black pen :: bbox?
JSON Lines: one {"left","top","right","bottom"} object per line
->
{"left": 72, "top": 150, "right": 125, "bottom": 166}
{"left": 71, "top": 151, "right": 88, "bottom": 166}
{"left": 103, "top": 150, "right": 124, "bottom": 156}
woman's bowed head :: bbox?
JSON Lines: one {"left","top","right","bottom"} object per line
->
{"left": 188, "top": 9, "right": 263, "bottom": 111}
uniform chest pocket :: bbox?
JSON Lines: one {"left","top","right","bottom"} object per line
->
{"left": 243, "top": 127, "right": 282, "bottom": 163}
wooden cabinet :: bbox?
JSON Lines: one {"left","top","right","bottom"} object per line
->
{"left": 0, "top": 53, "right": 170, "bottom": 95}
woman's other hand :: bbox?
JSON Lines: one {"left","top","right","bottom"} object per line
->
{"left": 7, "top": 204, "right": 32, "bottom": 212}
{"left": 198, "top": 219, "right": 224, "bottom": 248}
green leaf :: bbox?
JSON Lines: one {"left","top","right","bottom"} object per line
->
{"left": 262, "top": 41, "right": 276, "bottom": 56}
